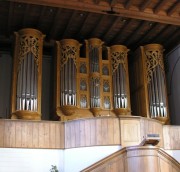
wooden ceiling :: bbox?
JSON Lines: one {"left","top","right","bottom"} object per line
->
{"left": 0, "top": 0, "right": 179, "bottom": 54}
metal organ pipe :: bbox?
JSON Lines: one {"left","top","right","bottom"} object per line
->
{"left": 16, "top": 52, "right": 38, "bottom": 112}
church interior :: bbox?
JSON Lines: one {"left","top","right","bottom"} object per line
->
{"left": 0, "top": 0, "right": 180, "bottom": 171}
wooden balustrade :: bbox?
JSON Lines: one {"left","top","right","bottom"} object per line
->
{"left": 0, "top": 117, "right": 179, "bottom": 149}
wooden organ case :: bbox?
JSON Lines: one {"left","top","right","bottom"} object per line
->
{"left": 11, "top": 28, "right": 45, "bottom": 120}
{"left": 54, "top": 38, "right": 131, "bottom": 121}
{"left": 130, "top": 44, "right": 169, "bottom": 124}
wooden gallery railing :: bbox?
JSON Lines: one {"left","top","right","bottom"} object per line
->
{"left": 0, "top": 116, "right": 179, "bottom": 149}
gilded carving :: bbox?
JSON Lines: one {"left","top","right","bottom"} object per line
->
{"left": 111, "top": 51, "right": 126, "bottom": 73}
{"left": 60, "top": 45, "right": 78, "bottom": 68}
{"left": 145, "top": 49, "right": 164, "bottom": 83}
{"left": 18, "top": 35, "right": 40, "bottom": 69}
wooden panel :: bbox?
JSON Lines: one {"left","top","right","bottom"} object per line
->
{"left": 163, "top": 125, "right": 180, "bottom": 150}
{"left": 120, "top": 118, "right": 141, "bottom": 147}
{"left": 140, "top": 118, "right": 164, "bottom": 147}
{"left": 65, "top": 117, "right": 120, "bottom": 148}
{"left": 32, "top": 122, "right": 39, "bottom": 148}
{"left": 0, "top": 120, "right": 4, "bottom": 147}
{"left": 4, "top": 120, "right": 16, "bottom": 147}
{"left": 49, "top": 122, "right": 56, "bottom": 148}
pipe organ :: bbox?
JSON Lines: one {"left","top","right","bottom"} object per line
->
{"left": 130, "top": 44, "right": 169, "bottom": 124}
{"left": 54, "top": 38, "right": 131, "bottom": 121}
{"left": 9, "top": 28, "right": 169, "bottom": 123}
{"left": 11, "top": 28, "right": 44, "bottom": 120}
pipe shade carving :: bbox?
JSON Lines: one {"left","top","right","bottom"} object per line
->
{"left": 11, "top": 28, "right": 45, "bottom": 120}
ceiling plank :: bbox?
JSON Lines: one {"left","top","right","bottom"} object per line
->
{"left": 110, "top": 0, "right": 118, "bottom": 6}
{"left": 109, "top": 19, "right": 134, "bottom": 44}
{"left": 102, "top": 17, "right": 121, "bottom": 41}
{"left": 139, "top": 0, "right": 152, "bottom": 11}
{"left": 62, "top": 11, "right": 77, "bottom": 38}
{"left": 152, "top": 25, "right": 171, "bottom": 43}
{"left": 125, "top": 0, "right": 134, "bottom": 9}
{"left": 124, "top": 21, "right": 147, "bottom": 46}
{"left": 154, "top": 0, "right": 168, "bottom": 14}
{"left": 164, "top": 28, "right": 180, "bottom": 48}
{"left": 48, "top": 8, "right": 62, "bottom": 38}
{"left": 22, "top": 4, "right": 30, "bottom": 27}
{"left": 7, "top": 1, "right": 14, "bottom": 36}
{"left": 167, "top": 1, "right": 180, "bottom": 16}
{"left": 76, "top": 13, "right": 92, "bottom": 39}
{"left": 88, "top": 15, "right": 106, "bottom": 37}
{"left": 133, "top": 23, "right": 160, "bottom": 48}
{"left": 94, "top": 0, "right": 100, "bottom": 4}
{"left": 10, "top": 0, "right": 180, "bottom": 26}
{"left": 37, "top": 6, "right": 47, "bottom": 29}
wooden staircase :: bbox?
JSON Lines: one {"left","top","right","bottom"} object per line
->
{"left": 81, "top": 146, "right": 180, "bottom": 172}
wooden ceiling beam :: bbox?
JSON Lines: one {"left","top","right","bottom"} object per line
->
{"left": 62, "top": 11, "right": 77, "bottom": 38}
{"left": 139, "top": 0, "right": 152, "bottom": 11}
{"left": 76, "top": 13, "right": 92, "bottom": 39}
{"left": 164, "top": 28, "right": 180, "bottom": 47}
{"left": 22, "top": 4, "right": 30, "bottom": 27}
{"left": 154, "top": 0, "right": 168, "bottom": 14}
{"left": 9, "top": 0, "right": 180, "bottom": 26}
{"left": 37, "top": 6, "right": 47, "bottom": 29}
{"left": 133, "top": 23, "right": 160, "bottom": 48}
{"left": 152, "top": 25, "right": 171, "bottom": 43}
{"left": 102, "top": 17, "right": 121, "bottom": 41}
{"left": 94, "top": 0, "right": 101, "bottom": 4}
{"left": 125, "top": 0, "right": 134, "bottom": 9}
{"left": 89, "top": 15, "right": 106, "bottom": 37}
{"left": 109, "top": 19, "right": 134, "bottom": 44}
{"left": 125, "top": 21, "right": 147, "bottom": 45}
{"left": 110, "top": 0, "right": 118, "bottom": 6}
{"left": 167, "top": 1, "right": 180, "bottom": 16}
{"left": 48, "top": 8, "right": 62, "bottom": 38}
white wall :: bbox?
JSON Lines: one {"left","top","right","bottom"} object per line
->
{"left": 0, "top": 148, "right": 64, "bottom": 172}
{"left": 0, "top": 146, "right": 121, "bottom": 172}
{"left": 64, "top": 146, "right": 121, "bottom": 172}
{"left": 165, "top": 150, "right": 180, "bottom": 162}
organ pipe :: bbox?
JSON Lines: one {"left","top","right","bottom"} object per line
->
{"left": 11, "top": 28, "right": 44, "bottom": 120}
